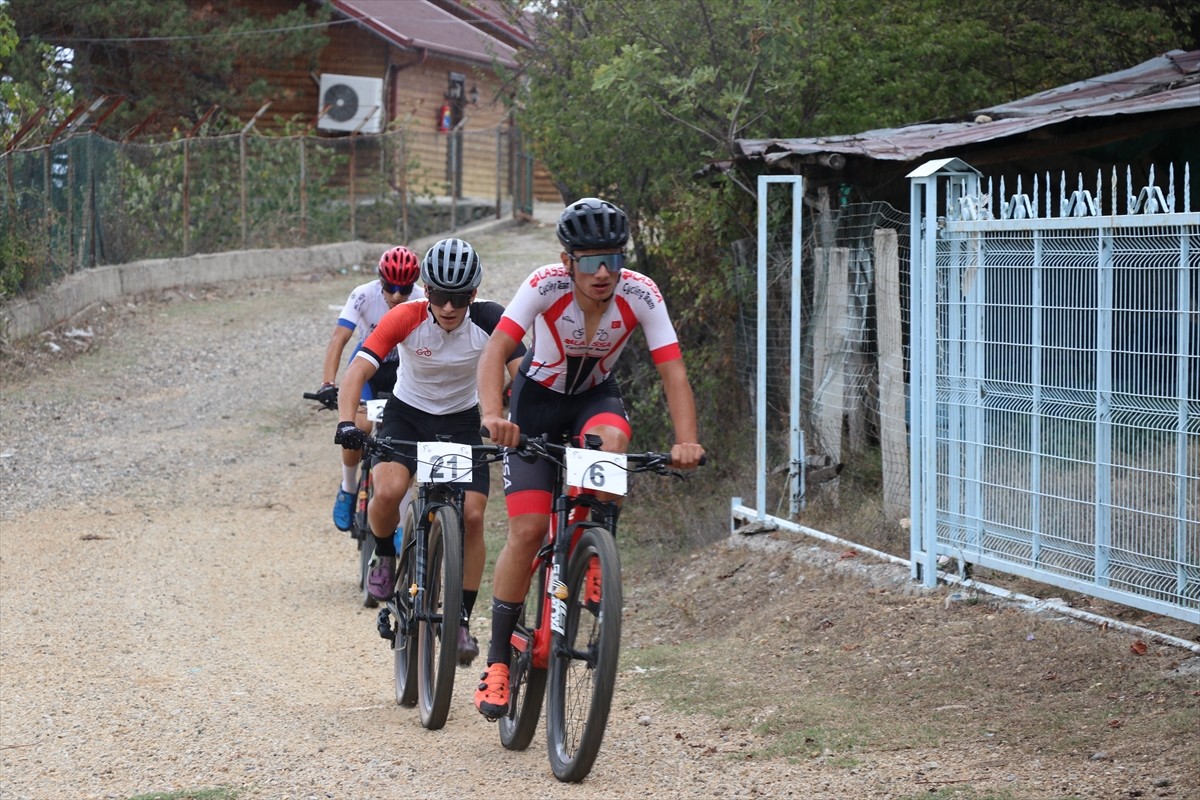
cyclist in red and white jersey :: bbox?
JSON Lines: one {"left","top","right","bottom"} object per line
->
{"left": 335, "top": 238, "right": 525, "bottom": 665}
{"left": 473, "top": 198, "right": 705, "bottom": 717}
{"left": 315, "top": 246, "right": 426, "bottom": 531}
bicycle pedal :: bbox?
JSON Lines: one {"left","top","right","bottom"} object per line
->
{"left": 375, "top": 607, "right": 395, "bottom": 642}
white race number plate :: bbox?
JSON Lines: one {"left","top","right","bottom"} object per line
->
{"left": 565, "top": 448, "right": 627, "bottom": 496}
{"left": 365, "top": 399, "right": 387, "bottom": 423}
{"left": 417, "top": 441, "right": 473, "bottom": 483}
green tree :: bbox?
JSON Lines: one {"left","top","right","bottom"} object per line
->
{"left": 498, "top": 0, "right": 1180, "bottom": 446}
{"left": 1, "top": 6, "right": 76, "bottom": 141}
{"left": 4, "top": 0, "right": 327, "bottom": 137}
{"left": 507, "top": 0, "right": 1179, "bottom": 215}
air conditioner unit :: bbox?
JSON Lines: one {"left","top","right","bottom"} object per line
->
{"left": 318, "top": 73, "right": 384, "bottom": 133}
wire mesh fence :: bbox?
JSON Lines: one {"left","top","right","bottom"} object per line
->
{"left": 1, "top": 125, "right": 525, "bottom": 298}
{"left": 733, "top": 198, "right": 911, "bottom": 521}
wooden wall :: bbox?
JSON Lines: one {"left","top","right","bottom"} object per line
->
{"left": 229, "top": 0, "right": 559, "bottom": 202}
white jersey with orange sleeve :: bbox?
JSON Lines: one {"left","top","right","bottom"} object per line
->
{"left": 354, "top": 299, "right": 522, "bottom": 415}
{"left": 495, "top": 263, "right": 683, "bottom": 395}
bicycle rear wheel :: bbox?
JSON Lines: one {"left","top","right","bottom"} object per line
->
{"left": 417, "top": 504, "right": 463, "bottom": 730}
{"left": 392, "top": 506, "right": 418, "bottom": 707}
{"left": 546, "top": 525, "right": 622, "bottom": 782}
{"left": 499, "top": 565, "right": 547, "bottom": 751}
{"left": 357, "top": 462, "right": 377, "bottom": 608}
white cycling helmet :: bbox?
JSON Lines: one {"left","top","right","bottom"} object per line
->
{"left": 421, "top": 238, "right": 482, "bottom": 291}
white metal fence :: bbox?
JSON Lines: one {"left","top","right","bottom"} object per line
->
{"left": 908, "top": 159, "right": 1199, "bottom": 623}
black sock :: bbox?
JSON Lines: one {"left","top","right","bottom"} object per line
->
{"left": 372, "top": 534, "right": 396, "bottom": 557}
{"left": 462, "top": 589, "right": 478, "bottom": 622}
{"left": 486, "top": 598, "right": 523, "bottom": 665}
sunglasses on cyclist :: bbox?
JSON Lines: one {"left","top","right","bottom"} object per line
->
{"left": 569, "top": 252, "right": 625, "bottom": 275}
{"left": 382, "top": 282, "right": 414, "bottom": 295}
{"left": 426, "top": 289, "right": 473, "bottom": 309}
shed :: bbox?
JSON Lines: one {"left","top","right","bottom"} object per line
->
{"left": 724, "top": 49, "right": 1200, "bottom": 209}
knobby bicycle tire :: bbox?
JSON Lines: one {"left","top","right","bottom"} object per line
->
{"left": 393, "top": 506, "right": 418, "bottom": 707}
{"left": 357, "top": 460, "right": 377, "bottom": 608}
{"left": 546, "top": 525, "right": 622, "bottom": 782}
{"left": 499, "top": 564, "right": 548, "bottom": 751}
{"left": 417, "top": 504, "right": 463, "bottom": 730}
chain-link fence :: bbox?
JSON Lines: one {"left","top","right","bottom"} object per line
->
{"left": 1, "top": 125, "right": 527, "bottom": 298}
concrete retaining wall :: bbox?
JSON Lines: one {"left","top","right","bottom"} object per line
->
{"left": 0, "top": 241, "right": 392, "bottom": 344}
{"left": 1, "top": 211, "right": 525, "bottom": 345}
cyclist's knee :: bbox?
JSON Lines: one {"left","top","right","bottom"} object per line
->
{"left": 372, "top": 466, "right": 410, "bottom": 504}
{"left": 583, "top": 423, "right": 629, "bottom": 453}
{"left": 508, "top": 514, "right": 548, "bottom": 550}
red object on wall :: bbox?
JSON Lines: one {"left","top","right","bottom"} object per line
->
{"left": 438, "top": 104, "right": 452, "bottom": 132}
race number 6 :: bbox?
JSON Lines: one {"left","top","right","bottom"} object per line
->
{"left": 565, "top": 448, "right": 628, "bottom": 496}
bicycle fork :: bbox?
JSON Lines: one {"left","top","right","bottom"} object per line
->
{"left": 377, "top": 523, "right": 424, "bottom": 647}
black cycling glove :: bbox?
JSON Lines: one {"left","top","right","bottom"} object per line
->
{"left": 314, "top": 383, "right": 338, "bottom": 407}
{"left": 335, "top": 421, "right": 365, "bottom": 450}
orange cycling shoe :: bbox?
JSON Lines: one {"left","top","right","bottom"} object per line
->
{"left": 474, "top": 662, "right": 510, "bottom": 720}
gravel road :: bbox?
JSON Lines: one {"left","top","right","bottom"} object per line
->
{"left": 0, "top": 217, "right": 813, "bottom": 800}
{"left": 4, "top": 214, "right": 1197, "bottom": 800}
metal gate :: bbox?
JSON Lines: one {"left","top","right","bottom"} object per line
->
{"left": 908, "top": 158, "right": 1199, "bottom": 623}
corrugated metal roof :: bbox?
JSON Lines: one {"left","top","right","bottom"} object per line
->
{"left": 331, "top": 0, "right": 523, "bottom": 68}
{"left": 735, "top": 49, "right": 1200, "bottom": 167}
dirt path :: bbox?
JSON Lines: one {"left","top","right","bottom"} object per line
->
{"left": 2, "top": 218, "right": 1198, "bottom": 800}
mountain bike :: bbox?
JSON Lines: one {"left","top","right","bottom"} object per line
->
{"left": 369, "top": 434, "right": 506, "bottom": 730}
{"left": 303, "top": 390, "right": 387, "bottom": 607}
{"left": 484, "top": 429, "right": 703, "bottom": 782}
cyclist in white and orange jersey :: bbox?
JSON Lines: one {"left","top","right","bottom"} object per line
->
{"left": 335, "top": 238, "right": 525, "bottom": 665}
{"left": 473, "top": 198, "right": 705, "bottom": 718}
{"left": 315, "top": 246, "right": 426, "bottom": 532}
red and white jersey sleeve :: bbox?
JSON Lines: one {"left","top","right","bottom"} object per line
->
{"left": 357, "top": 299, "right": 517, "bottom": 415}
{"left": 497, "top": 264, "right": 683, "bottom": 395}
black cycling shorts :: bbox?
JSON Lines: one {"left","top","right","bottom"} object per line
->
{"left": 502, "top": 371, "right": 630, "bottom": 516}
{"left": 376, "top": 399, "right": 488, "bottom": 496}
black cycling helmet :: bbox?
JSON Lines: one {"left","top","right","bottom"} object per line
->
{"left": 556, "top": 197, "right": 629, "bottom": 252}
{"left": 420, "top": 238, "right": 482, "bottom": 291}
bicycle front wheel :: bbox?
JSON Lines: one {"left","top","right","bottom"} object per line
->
{"left": 392, "top": 506, "right": 418, "bottom": 707}
{"left": 546, "top": 525, "right": 622, "bottom": 782}
{"left": 499, "top": 564, "right": 547, "bottom": 751}
{"left": 417, "top": 504, "right": 463, "bottom": 730}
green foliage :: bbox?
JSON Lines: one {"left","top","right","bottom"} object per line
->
{"left": 128, "top": 788, "right": 240, "bottom": 800}
{"left": 0, "top": 7, "right": 75, "bottom": 141}
{"left": 0, "top": 205, "right": 46, "bottom": 298}
{"left": 501, "top": 0, "right": 1180, "bottom": 463}
{"left": 104, "top": 121, "right": 350, "bottom": 260}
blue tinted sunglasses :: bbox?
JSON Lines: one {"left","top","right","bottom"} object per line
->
{"left": 382, "top": 282, "right": 414, "bottom": 295}
{"left": 569, "top": 252, "right": 625, "bottom": 274}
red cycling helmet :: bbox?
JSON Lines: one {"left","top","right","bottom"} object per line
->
{"left": 378, "top": 246, "right": 420, "bottom": 287}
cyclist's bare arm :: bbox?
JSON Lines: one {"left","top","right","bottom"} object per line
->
{"left": 321, "top": 324, "right": 355, "bottom": 386}
{"left": 656, "top": 358, "right": 705, "bottom": 469}
{"left": 337, "top": 357, "right": 377, "bottom": 425}
{"left": 478, "top": 329, "right": 521, "bottom": 447}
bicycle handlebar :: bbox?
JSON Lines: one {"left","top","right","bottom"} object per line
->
{"left": 302, "top": 390, "right": 339, "bottom": 411}
{"left": 361, "top": 434, "right": 507, "bottom": 464}
{"left": 303, "top": 391, "right": 371, "bottom": 413}
{"left": 479, "top": 426, "right": 706, "bottom": 470}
